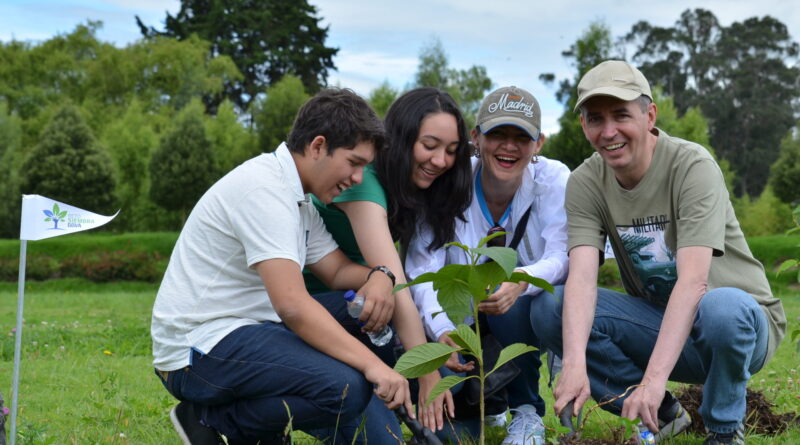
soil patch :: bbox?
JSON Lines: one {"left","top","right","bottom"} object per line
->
{"left": 675, "top": 385, "right": 800, "bottom": 435}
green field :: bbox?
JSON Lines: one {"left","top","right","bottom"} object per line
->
{"left": 0, "top": 233, "right": 798, "bottom": 444}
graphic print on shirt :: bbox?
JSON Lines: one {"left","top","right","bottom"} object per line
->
{"left": 617, "top": 214, "right": 676, "bottom": 305}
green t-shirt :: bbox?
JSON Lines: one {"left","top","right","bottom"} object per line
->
{"left": 566, "top": 129, "right": 786, "bottom": 362}
{"left": 303, "top": 164, "right": 388, "bottom": 294}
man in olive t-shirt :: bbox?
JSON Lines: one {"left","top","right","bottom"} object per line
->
{"left": 531, "top": 61, "right": 786, "bottom": 444}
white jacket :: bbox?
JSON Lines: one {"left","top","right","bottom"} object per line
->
{"left": 405, "top": 156, "right": 570, "bottom": 340}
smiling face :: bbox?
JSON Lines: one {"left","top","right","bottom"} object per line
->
{"left": 410, "top": 112, "right": 460, "bottom": 190}
{"left": 472, "top": 125, "right": 543, "bottom": 184}
{"left": 580, "top": 95, "right": 658, "bottom": 187}
{"left": 310, "top": 139, "right": 375, "bottom": 204}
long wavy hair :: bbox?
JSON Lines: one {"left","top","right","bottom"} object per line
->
{"left": 374, "top": 87, "right": 472, "bottom": 251}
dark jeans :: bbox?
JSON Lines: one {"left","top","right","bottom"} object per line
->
{"left": 531, "top": 286, "right": 769, "bottom": 434}
{"left": 159, "top": 319, "right": 400, "bottom": 444}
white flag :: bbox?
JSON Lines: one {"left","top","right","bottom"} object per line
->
{"left": 19, "top": 194, "right": 119, "bottom": 241}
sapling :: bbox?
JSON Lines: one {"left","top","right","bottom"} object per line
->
{"left": 392, "top": 232, "right": 553, "bottom": 444}
{"left": 777, "top": 205, "right": 800, "bottom": 351}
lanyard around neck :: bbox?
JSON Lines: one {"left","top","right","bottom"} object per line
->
{"left": 475, "top": 166, "right": 512, "bottom": 226}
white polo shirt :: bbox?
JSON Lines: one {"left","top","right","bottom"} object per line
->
{"left": 151, "top": 143, "right": 338, "bottom": 371}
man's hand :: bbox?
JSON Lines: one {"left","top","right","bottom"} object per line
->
{"left": 553, "top": 363, "right": 592, "bottom": 417}
{"left": 477, "top": 279, "right": 528, "bottom": 315}
{"left": 356, "top": 270, "right": 395, "bottom": 332}
{"left": 363, "top": 362, "right": 413, "bottom": 412}
{"left": 417, "top": 372, "right": 454, "bottom": 431}
{"left": 438, "top": 332, "right": 474, "bottom": 373}
{"left": 622, "top": 379, "right": 666, "bottom": 432}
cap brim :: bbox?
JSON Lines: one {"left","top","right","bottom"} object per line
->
{"left": 478, "top": 116, "right": 540, "bottom": 140}
{"left": 573, "top": 86, "right": 643, "bottom": 112}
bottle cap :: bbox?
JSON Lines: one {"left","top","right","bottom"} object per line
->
{"left": 343, "top": 290, "right": 356, "bottom": 301}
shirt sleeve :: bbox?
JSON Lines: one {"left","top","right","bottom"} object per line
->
{"left": 405, "top": 224, "right": 457, "bottom": 340}
{"left": 229, "top": 186, "right": 304, "bottom": 267}
{"left": 565, "top": 171, "right": 607, "bottom": 252}
{"left": 518, "top": 163, "right": 570, "bottom": 294}
{"left": 675, "top": 158, "right": 727, "bottom": 254}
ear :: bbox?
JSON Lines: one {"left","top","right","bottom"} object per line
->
{"left": 646, "top": 102, "right": 658, "bottom": 130}
{"left": 307, "top": 135, "right": 327, "bottom": 160}
{"left": 470, "top": 128, "right": 480, "bottom": 147}
{"left": 533, "top": 133, "right": 546, "bottom": 155}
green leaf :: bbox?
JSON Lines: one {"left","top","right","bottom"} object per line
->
{"left": 510, "top": 272, "right": 555, "bottom": 293}
{"left": 777, "top": 259, "right": 798, "bottom": 275}
{"left": 44, "top": 217, "right": 51, "bottom": 222}
{"left": 424, "top": 375, "right": 473, "bottom": 407}
{"left": 472, "top": 246, "right": 517, "bottom": 275}
{"left": 444, "top": 241, "right": 470, "bottom": 253}
{"left": 431, "top": 264, "right": 474, "bottom": 323}
{"left": 791, "top": 329, "right": 800, "bottom": 343}
{"left": 487, "top": 343, "right": 537, "bottom": 377}
{"left": 470, "top": 261, "right": 507, "bottom": 302}
{"left": 478, "top": 231, "right": 507, "bottom": 248}
{"left": 394, "top": 343, "right": 457, "bottom": 378}
{"left": 53, "top": 203, "right": 60, "bottom": 215}
{"left": 448, "top": 324, "right": 481, "bottom": 359}
{"left": 58, "top": 210, "right": 68, "bottom": 219}
{"left": 787, "top": 227, "right": 800, "bottom": 236}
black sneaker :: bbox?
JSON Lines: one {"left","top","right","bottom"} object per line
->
{"left": 170, "top": 402, "right": 225, "bottom": 445}
{"left": 704, "top": 423, "right": 745, "bottom": 445}
{"left": 654, "top": 392, "right": 692, "bottom": 442}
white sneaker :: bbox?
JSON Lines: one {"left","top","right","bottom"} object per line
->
{"left": 486, "top": 410, "right": 508, "bottom": 427}
{"left": 501, "top": 404, "right": 545, "bottom": 445}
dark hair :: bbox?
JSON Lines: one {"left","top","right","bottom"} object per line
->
{"left": 287, "top": 88, "right": 384, "bottom": 155}
{"left": 374, "top": 87, "right": 472, "bottom": 251}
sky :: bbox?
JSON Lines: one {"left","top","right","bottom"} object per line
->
{"left": 1, "top": 0, "right": 798, "bottom": 134}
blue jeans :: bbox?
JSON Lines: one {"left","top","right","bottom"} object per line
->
{"left": 485, "top": 293, "right": 545, "bottom": 415}
{"left": 159, "top": 322, "right": 401, "bottom": 444}
{"left": 309, "top": 291, "right": 403, "bottom": 442}
{"left": 530, "top": 286, "right": 769, "bottom": 434}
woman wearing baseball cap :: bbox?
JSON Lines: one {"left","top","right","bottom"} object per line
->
{"left": 406, "top": 86, "right": 570, "bottom": 444}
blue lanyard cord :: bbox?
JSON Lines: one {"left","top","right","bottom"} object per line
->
{"left": 475, "top": 166, "right": 512, "bottom": 227}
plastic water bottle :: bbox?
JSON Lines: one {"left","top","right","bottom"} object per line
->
{"left": 637, "top": 423, "right": 656, "bottom": 445}
{"left": 343, "top": 290, "right": 393, "bottom": 347}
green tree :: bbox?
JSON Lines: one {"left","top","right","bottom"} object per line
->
{"left": 413, "top": 38, "right": 492, "bottom": 128}
{"left": 368, "top": 81, "right": 399, "bottom": 119}
{"left": 137, "top": 0, "right": 337, "bottom": 112}
{"left": 19, "top": 105, "right": 117, "bottom": 214}
{"left": 0, "top": 102, "right": 24, "bottom": 237}
{"left": 252, "top": 75, "right": 309, "bottom": 153}
{"left": 101, "top": 100, "right": 159, "bottom": 231}
{"left": 770, "top": 128, "right": 800, "bottom": 204}
{"left": 539, "top": 21, "right": 616, "bottom": 169}
{"left": 149, "top": 99, "right": 216, "bottom": 221}
{"left": 624, "top": 9, "right": 800, "bottom": 196}
{"left": 207, "top": 99, "right": 256, "bottom": 175}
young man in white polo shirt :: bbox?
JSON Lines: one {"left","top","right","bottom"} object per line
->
{"left": 151, "top": 89, "right": 412, "bottom": 444}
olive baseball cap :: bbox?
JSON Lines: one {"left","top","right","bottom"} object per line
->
{"left": 476, "top": 86, "right": 541, "bottom": 140}
{"left": 574, "top": 60, "right": 652, "bottom": 111}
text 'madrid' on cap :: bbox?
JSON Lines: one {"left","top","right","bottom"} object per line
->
{"left": 476, "top": 86, "right": 541, "bottom": 141}
{"left": 574, "top": 60, "right": 652, "bottom": 112}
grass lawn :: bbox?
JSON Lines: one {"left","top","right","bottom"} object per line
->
{"left": 0, "top": 234, "right": 798, "bottom": 444}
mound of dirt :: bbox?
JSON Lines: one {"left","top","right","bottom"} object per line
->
{"left": 675, "top": 385, "right": 800, "bottom": 435}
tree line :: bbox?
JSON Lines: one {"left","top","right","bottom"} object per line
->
{"left": 0, "top": 2, "right": 797, "bottom": 238}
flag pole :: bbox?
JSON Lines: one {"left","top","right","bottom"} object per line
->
{"left": 9, "top": 240, "right": 27, "bottom": 445}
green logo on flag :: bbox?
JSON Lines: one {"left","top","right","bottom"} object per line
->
{"left": 43, "top": 203, "right": 68, "bottom": 230}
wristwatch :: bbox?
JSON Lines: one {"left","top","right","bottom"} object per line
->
{"left": 367, "top": 265, "right": 396, "bottom": 286}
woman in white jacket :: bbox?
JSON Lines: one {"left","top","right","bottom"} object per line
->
{"left": 405, "top": 86, "right": 569, "bottom": 444}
